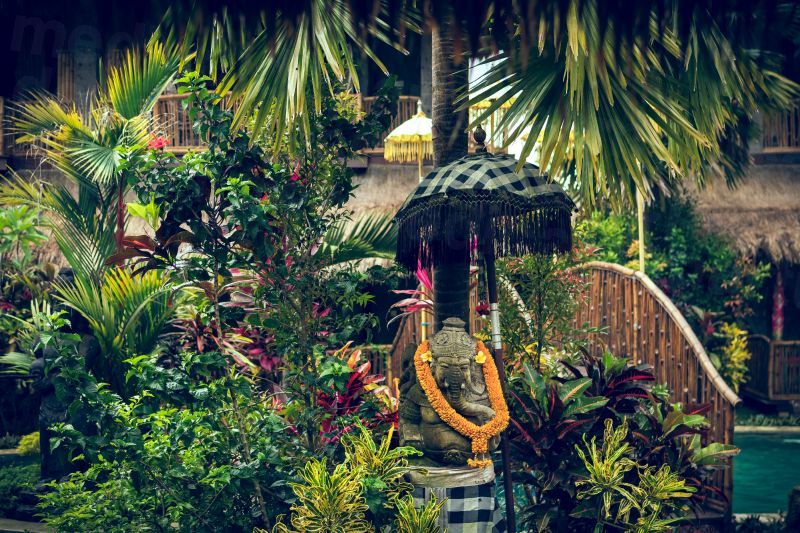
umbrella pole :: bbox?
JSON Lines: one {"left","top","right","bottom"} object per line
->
{"left": 484, "top": 249, "right": 517, "bottom": 533}
{"left": 417, "top": 139, "right": 424, "bottom": 181}
{"left": 418, "top": 139, "right": 427, "bottom": 342}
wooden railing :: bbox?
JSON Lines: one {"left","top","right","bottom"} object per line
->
{"left": 152, "top": 93, "right": 424, "bottom": 155}
{"left": 762, "top": 101, "right": 800, "bottom": 152}
{"left": 746, "top": 335, "right": 800, "bottom": 401}
{"left": 152, "top": 93, "right": 202, "bottom": 153}
{"left": 571, "top": 262, "right": 739, "bottom": 512}
{"left": 357, "top": 95, "right": 420, "bottom": 154}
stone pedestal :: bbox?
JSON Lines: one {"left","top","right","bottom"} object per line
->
{"left": 408, "top": 465, "right": 505, "bottom": 533}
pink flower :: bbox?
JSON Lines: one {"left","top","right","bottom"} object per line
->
{"left": 290, "top": 161, "right": 302, "bottom": 182}
{"left": 147, "top": 135, "right": 170, "bottom": 150}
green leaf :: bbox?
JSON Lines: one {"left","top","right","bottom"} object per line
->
{"left": 691, "top": 442, "right": 739, "bottom": 466}
{"left": 558, "top": 377, "right": 592, "bottom": 403}
{"left": 563, "top": 395, "right": 608, "bottom": 417}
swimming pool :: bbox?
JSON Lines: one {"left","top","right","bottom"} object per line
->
{"left": 733, "top": 432, "right": 800, "bottom": 514}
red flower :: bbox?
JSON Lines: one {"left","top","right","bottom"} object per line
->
{"left": 147, "top": 135, "right": 170, "bottom": 150}
{"left": 476, "top": 301, "right": 490, "bottom": 316}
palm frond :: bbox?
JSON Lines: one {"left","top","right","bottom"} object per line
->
{"left": 320, "top": 211, "right": 397, "bottom": 264}
{"left": 0, "top": 352, "right": 35, "bottom": 374}
{"left": 0, "top": 171, "right": 116, "bottom": 282}
{"left": 55, "top": 268, "right": 176, "bottom": 395}
{"left": 468, "top": 1, "right": 800, "bottom": 210}
{"left": 11, "top": 93, "right": 90, "bottom": 142}
{"left": 105, "top": 41, "right": 182, "bottom": 120}
{"left": 157, "top": 0, "right": 413, "bottom": 150}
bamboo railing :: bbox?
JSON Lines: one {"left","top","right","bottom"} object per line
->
{"left": 152, "top": 93, "right": 202, "bottom": 153}
{"left": 746, "top": 335, "right": 800, "bottom": 401}
{"left": 357, "top": 95, "right": 421, "bottom": 154}
{"left": 572, "top": 262, "right": 739, "bottom": 512}
{"left": 151, "top": 93, "right": 423, "bottom": 155}
{"left": 762, "top": 100, "right": 800, "bottom": 152}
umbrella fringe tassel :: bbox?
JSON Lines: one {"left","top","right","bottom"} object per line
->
{"left": 396, "top": 200, "right": 573, "bottom": 269}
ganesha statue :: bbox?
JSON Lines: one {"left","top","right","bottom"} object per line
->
{"left": 399, "top": 317, "right": 509, "bottom": 469}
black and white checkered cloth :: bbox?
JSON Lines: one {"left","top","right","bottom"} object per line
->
{"left": 412, "top": 482, "right": 506, "bottom": 533}
{"left": 394, "top": 152, "right": 574, "bottom": 269}
{"left": 397, "top": 152, "right": 569, "bottom": 215}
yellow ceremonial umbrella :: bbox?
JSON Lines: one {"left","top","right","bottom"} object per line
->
{"left": 384, "top": 100, "right": 432, "bottom": 180}
{"left": 384, "top": 101, "right": 433, "bottom": 340}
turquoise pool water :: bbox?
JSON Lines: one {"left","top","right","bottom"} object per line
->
{"left": 733, "top": 432, "right": 800, "bottom": 514}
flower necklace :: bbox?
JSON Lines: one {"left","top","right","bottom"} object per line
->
{"left": 414, "top": 339, "right": 510, "bottom": 468}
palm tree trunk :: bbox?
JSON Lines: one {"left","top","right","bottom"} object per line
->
{"left": 116, "top": 184, "right": 125, "bottom": 252}
{"left": 431, "top": 21, "right": 468, "bottom": 167}
{"left": 431, "top": 18, "right": 471, "bottom": 330}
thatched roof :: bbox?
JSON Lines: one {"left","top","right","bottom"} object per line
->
{"left": 692, "top": 164, "right": 800, "bottom": 264}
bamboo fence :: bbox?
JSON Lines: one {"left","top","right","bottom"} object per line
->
{"left": 746, "top": 335, "right": 800, "bottom": 401}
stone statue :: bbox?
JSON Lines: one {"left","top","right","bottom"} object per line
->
{"left": 399, "top": 317, "right": 500, "bottom": 467}
{"left": 29, "top": 267, "right": 96, "bottom": 482}
{"left": 29, "top": 343, "right": 72, "bottom": 481}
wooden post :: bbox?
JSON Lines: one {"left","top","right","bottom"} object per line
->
{"left": 482, "top": 218, "right": 516, "bottom": 533}
{"left": 418, "top": 138, "right": 427, "bottom": 341}
{"left": 417, "top": 138, "right": 424, "bottom": 181}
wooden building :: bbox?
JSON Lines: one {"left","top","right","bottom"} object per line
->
{"left": 693, "top": 106, "right": 800, "bottom": 406}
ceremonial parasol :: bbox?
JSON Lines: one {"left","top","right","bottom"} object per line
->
{"left": 393, "top": 128, "right": 574, "bottom": 532}
{"left": 384, "top": 100, "right": 432, "bottom": 180}
{"left": 385, "top": 100, "right": 434, "bottom": 339}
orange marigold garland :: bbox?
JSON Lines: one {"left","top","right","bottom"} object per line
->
{"left": 414, "top": 340, "right": 510, "bottom": 468}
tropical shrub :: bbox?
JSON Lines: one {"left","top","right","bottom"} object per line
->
{"left": 712, "top": 322, "right": 751, "bottom": 393}
{"left": 393, "top": 494, "right": 444, "bottom": 533}
{"left": 0, "top": 434, "right": 20, "bottom": 449}
{"left": 0, "top": 456, "right": 38, "bottom": 518}
{"left": 37, "top": 317, "right": 292, "bottom": 531}
{"left": 15, "top": 432, "right": 39, "bottom": 456}
{"left": 0, "top": 205, "right": 47, "bottom": 287}
{"left": 497, "top": 252, "right": 594, "bottom": 369}
{"left": 735, "top": 514, "right": 788, "bottom": 532}
{"left": 575, "top": 419, "right": 694, "bottom": 532}
{"left": 574, "top": 195, "right": 769, "bottom": 391}
{"left": 0, "top": 205, "right": 51, "bottom": 353}
{"left": 273, "top": 424, "right": 441, "bottom": 533}
{"left": 35, "top": 72, "right": 402, "bottom": 531}
{"left": 576, "top": 196, "right": 769, "bottom": 330}
{"left": 508, "top": 350, "right": 737, "bottom": 532}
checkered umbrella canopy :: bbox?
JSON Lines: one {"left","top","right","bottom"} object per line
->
{"left": 394, "top": 151, "right": 575, "bottom": 269}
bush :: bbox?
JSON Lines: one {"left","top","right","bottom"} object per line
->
{"left": 508, "top": 350, "right": 737, "bottom": 532}
{"left": 273, "top": 424, "right": 442, "bottom": 533}
{"left": 16, "top": 432, "right": 39, "bottom": 456}
{"left": 713, "top": 322, "right": 751, "bottom": 393}
{"left": 0, "top": 457, "right": 39, "bottom": 518}
{"left": 735, "top": 514, "right": 787, "bottom": 532}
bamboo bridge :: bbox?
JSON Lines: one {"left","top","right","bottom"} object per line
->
{"left": 385, "top": 260, "right": 739, "bottom": 516}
